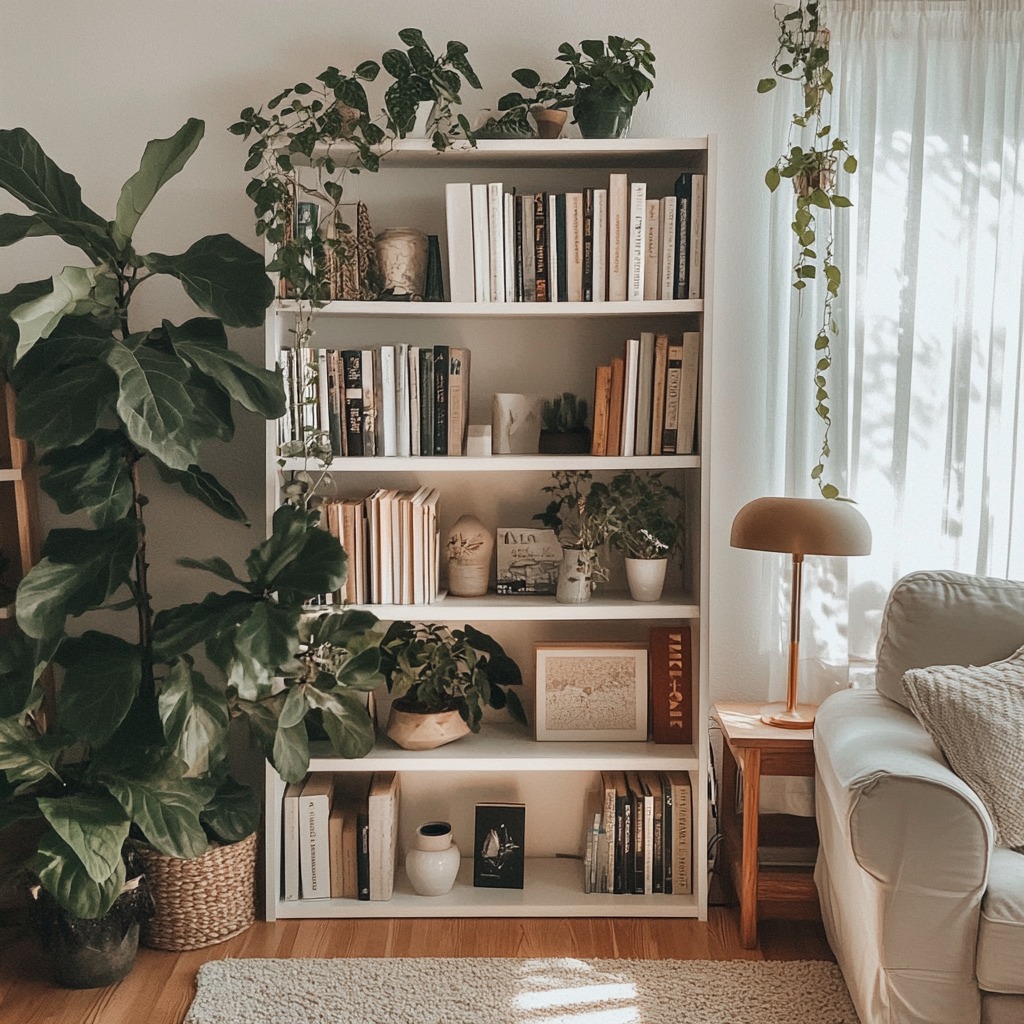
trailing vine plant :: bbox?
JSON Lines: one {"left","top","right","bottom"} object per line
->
{"left": 758, "top": 2, "right": 857, "bottom": 499}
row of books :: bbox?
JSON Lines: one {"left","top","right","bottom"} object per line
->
{"left": 281, "top": 199, "right": 374, "bottom": 302}
{"left": 320, "top": 490, "right": 441, "bottom": 606}
{"left": 282, "top": 771, "right": 399, "bottom": 902}
{"left": 280, "top": 345, "right": 472, "bottom": 458}
{"left": 584, "top": 770, "right": 693, "bottom": 896}
{"left": 592, "top": 331, "right": 700, "bottom": 457}
{"left": 445, "top": 172, "right": 705, "bottom": 305}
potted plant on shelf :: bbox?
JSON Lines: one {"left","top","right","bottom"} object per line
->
{"left": 533, "top": 471, "right": 620, "bottom": 604}
{"left": 494, "top": 68, "right": 575, "bottom": 139}
{"left": 0, "top": 121, "right": 381, "bottom": 978}
{"left": 379, "top": 622, "right": 526, "bottom": 750}
{"left": 538, "top": 392, "right": 591, "bottom": 454}
{"left": 606, "top": 471, "right": 683, "bottom": 602}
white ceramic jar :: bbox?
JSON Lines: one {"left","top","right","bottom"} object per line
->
{"left": 405, "top": 821, "right": 461, "bottom": 897}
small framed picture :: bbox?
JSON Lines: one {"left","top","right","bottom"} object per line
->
{"left": 534, "top": 643, "right": 648, "bottom": 741}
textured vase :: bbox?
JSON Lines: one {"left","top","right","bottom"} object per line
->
{"left": 405, "top": 821, "right": 461, "bottom": 896}
{"left": 491, "top": 393, "right": 544, "bottom": 454}
{"left": 556, "top": 547, "right": 595, "bottom": 604}
{"left": 446, "top": 513, "right": 493, "bottom": 597}
{"left": 374, "top": 227, "right": 429, "bottom": 297}
{"left": 386, "top": 704, "right": 471, "bottom": 750}
{"left": 625, "top": 557, "right": 668, "bottom": 602}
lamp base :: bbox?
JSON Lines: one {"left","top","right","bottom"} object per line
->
{"left": 760, "top": 703, "right": 817, "bottom": 730}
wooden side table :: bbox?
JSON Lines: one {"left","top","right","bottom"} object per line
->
{"left": 712, "top": 701, "right": 820, "bottom": 948}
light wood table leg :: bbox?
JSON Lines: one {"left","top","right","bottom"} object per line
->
{"left": 739, "top": 747, "right": 762, "bottom": 949}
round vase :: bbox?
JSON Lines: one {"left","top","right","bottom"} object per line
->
{"left": 625, "top": 557, "right": 668, "bottom": 602}
{"left": 572, "top": 90, "right": 635, "bottom": 139}
{"left": 405, "top": 821, "right": 461, "bottom": 897}
{"left": 556, "top": 547, "right": 595, "bottom": 604}
{"left": 374, "top": 227, "right": 429, "bottom": 297}
{"left": 386, "top": 703, "right": 471, "bottom": 751}
{"left": 446, "top": 513, "right": 493, "bottom": 597}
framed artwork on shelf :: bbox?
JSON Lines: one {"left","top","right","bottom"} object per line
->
{"left": 534, "top": 642, "right": 648, "bottom": 742}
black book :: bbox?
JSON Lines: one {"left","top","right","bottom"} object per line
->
{"left": 533, "top": 191, "right": 548, "bottom": 302}
{"left": 646, "top": 773, "right": 665, "bottom": 894}
{"left": 341, "top": 350, "right": 364, "bottom": 457}
{"left": 473, "top": 802, "right": 525, "bottom": 889}
{"left": 418, "top": 346, "right": 434, "bottom": 456}
{"left": 673, "top": 172, "right": 692, "bottom": 300}
{"left": 555, "top": 193, "right": 569, "bottom": 302}
{"left": 582, "top": 187, "right": 595, "bottom": 302}
{"left": 513, "top": 194, "right": 526, "bottom": 302}
{"left": 356, "top": 811, "right": 370, "bottom": 900}
{"left": 432, "top": 345, "right": 449, "bottom": 456}
{"left": 626, "top": 771, "right": 645, "bottom": 895}
{"left": 660, "top": 770, "right": 674, "bottom": 895}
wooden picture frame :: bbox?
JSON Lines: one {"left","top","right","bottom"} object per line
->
{"left": 534, "top": 642, "right": 648, "bottom": 741}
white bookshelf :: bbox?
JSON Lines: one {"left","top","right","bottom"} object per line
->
{"left": 263, "top": 137, "right": 715, "bottom": 922}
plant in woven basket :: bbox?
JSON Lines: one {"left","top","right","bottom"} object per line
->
{"left": 0, "top": 121, "right": 383, "bottom": 936}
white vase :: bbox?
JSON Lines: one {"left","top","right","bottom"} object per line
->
{"left": 405, "top": 821, "right": 461, "bottom": 896}
{"left": 491, "top": 393, "right": 544, "bottom": 454}
{"left": 446, "top": 513, "right": 493, "bottom": 597}
{"left": 625, "top": 557, "right": 668, "bottom": 602}
{"left": 556, "top": 547, "right": 595, "bottom": 604}
{"left": 374, "top": 227, "right": 428, "bottom": 297}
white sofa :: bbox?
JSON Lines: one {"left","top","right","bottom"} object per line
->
{"left": 813, "top": 570, "right": 1024, "bottom": 1024}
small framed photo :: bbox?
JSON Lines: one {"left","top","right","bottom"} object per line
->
{"left": 535, "top": 643, "right": 648, "bottom": 741}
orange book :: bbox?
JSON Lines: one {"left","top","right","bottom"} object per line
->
{"left": 607, "top": 356, "right": 626, "bottom": 457}
{"left": 591, "top": 364, "right": 612, "bottom": 456}
{"left": 649, "top": 334, "right": 669, "bottom": 456}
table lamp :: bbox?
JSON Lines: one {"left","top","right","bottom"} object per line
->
{"left": 730, "top": 496, "right": 872, "bottom": 729}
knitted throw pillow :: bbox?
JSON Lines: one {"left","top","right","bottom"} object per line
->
{"left": 902, "top": 645, "right": 1024, "bottom": 848}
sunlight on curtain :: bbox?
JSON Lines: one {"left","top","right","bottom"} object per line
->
{"left": 768, "top": 0, "right": 1024, "bottom": 684}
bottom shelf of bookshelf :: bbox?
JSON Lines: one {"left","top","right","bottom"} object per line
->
{"left": 269, "top": 856, "right": 699, "bottom": 920}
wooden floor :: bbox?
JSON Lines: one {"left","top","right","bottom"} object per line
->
{"left": 0, "top": 908, "right": 833, "bottom": 1024}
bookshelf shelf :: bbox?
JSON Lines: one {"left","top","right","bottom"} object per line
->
{"left": 277, "top": 454, "right": 701, "bottom": 473}
{"left": 272, "top": 298, "right": 702, "bottom": 318}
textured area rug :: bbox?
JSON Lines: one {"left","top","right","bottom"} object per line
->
{"left": 185, "top": 956, "right": 860, "bottom": 1024}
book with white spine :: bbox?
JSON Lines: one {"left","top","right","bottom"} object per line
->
{"left": 470, "top": 182, "right": 490, "bottom": 302}
{"left": 444, "top": 182, "right": 474, "bottom": 303}
{"left": 627, "top": 181, "right": 647, "bottom": 301}
{"left": 487, "top": 182, "right": 505, "bottom": 303}
{"left": 607, "top": 173, "right": 629, "bottom": 301}
{"left": 643, "top": 198, "right": 661, "bottom": 300}
{"left": 592, "top": 188, "right": 608, "bottom": 302}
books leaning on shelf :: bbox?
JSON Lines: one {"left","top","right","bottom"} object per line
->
{"left": 444, "top": 172, "right": 703, "bottom": 305}
{"left": 591, "top": 331, "right": 700, "bottom": 457}
{"left": 590, "top": 770, "right": 692, "bottom": 896}
{"left": 279, "top": 345, "right": 471, "bottom": 458}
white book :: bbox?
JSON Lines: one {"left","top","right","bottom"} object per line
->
{"left": 316, "top": 349, "right": 330, "bottom": 443}
{"left": 409, "top": 485, "right": 430, "bottom": 605}
{"left": 621, "top": 337, "right": 640, "bottom": 458}
{"left": 444, "top": 182, "right": 475, "bottom": 303}
{"left": 487, "top": 182, "right": 505, "bottom": 303}
{"left": 659, "top": 196, "right": 678, "bottom": 301}
{"left": 677, "top": 330, "right": 701, "bottom": 455}
{"left": 592, "top": 188, "right": 608, "bottom": 302}
{"left": 547, "top": 192, "right": 560, "bottom": 303}
{"left": 503, "top": 192, "right": 516, "bottom": 302}
{"left": 368, "top": 772, "right": 400, "bottom": 901}
{"left": 607, "top": 172, "right": 629, "bottom": 301}
{"left": 470, "top": 182, "right": 491, "bottom": 302}
{"left": 408, "top": 346, "right": 420, "bottom": 457}
{"left": 423, "top": 488, "right": 440, "bottom": 602}
{"left": 687, "top": 174, "right": 705, "bottom": 299}
{"left": 299, "top": 773, "right": 334, "bottom": 899}
{"left": 379, "top": 346, "right": 397, "bottom": 457}
{"left": 627, "top": 182, "right": 647, "bottom": 301}
{"left": 566, "top": 192, "right": 584, "bottom": 302}
{"left": 634, "top": 331, "right": 656, "bottom": 457}
{"left": 643, "top": 198, "right": 661, "bottom": 300}
{"left": 396, "top": 343, "right": 410, "bottom": 458}
{"left": 282, "top": 780, "right": 304, "bottom": 901}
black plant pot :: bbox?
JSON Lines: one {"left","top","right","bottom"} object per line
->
{"left": 538, "top": 429, "right": 592, "bottom": 455}
{"left": 573, "top": 90, "right": 636, "bottom": 139}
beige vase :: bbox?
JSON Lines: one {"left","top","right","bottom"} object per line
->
{"left": 446, "top": 513, "right": 493, "bottom": 597}
{"left": 530, "top": 106, "right": 568, "bottom": 139}
{"left": 386, "top": 704, "right": 471, "bottom": 750}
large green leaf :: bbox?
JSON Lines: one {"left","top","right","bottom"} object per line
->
{"left": 15, "top": 520, "right": 139, "bottom": 640}
{"left": 156, "top": 462, "right": 249, "bottom": 524}
{"left": 39, "top": 429, "right": 133, "bottom": 527}
{"left": 142, "top": 233, "right": 274, "bottom": 328}
{"left": 0, "top": 127, "right": 117, "bottom": 263}
{"left": 152, "top": 590, "right": 257, "bottom": 663}
{"left": 311, "top": 690, "right": 375, "bottom": 759}
{"left": 0, "top": 212, "right": 52, "bottom": 245}
{"left": 112, "top": 119, "right": 204, "bottom": 248}
{"left": 211, "top": 600, "right": 301, "bottom": 700}
{"left": 0, "top": 716, "right": 61, "bottom": 785}
{"left": 0, "top": 279, "right": 52, "bottom": 373}
{"left": 0, "top": 631, "right": 41, "bottom": 717}
{"left": 245, "top": 503, "right": 314, "bottom": 587}
{"left": 55, "top": 632, "right": 142, "bottom": 746}
{"left": 272, "top": 522, "right": 346, "bottom": 602}
{"left": 200, "top": 775, "right": 259, "bottom": 843}
{"left": 272, "top": 721, "right": 310, "bottom": 784}
{"left": 37, "top": 792, "right": 130, "bottom": 884}
{"left": 157, "top": 658, "right": 228, "bottom": 776}
{"left": 33, "top": 829, "right": 126, "bottom": 918}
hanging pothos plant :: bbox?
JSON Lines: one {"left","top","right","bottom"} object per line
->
{"left": 758, "top": 1, "right": 857, "bottom": 499}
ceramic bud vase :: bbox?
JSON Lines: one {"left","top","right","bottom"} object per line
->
{"left": 625, "top": 557, "right": 668, "bottom": 602}
{"left": 374, "top": 227, "right": 428, "bottom": 297}
{"left": 446, "top": 513, "right": 493, "bottom": 597}
{"left": 405, "top": 821, "right": 461, "bottom": 896}
{"left": 556, "top": 547, "right": 595, "bottom": 604}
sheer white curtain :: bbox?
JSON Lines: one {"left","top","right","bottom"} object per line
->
{"left": 766, "top": 0, "right": 1024, "bottom": 692}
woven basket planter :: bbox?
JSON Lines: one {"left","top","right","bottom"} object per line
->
{"left": 135, "top": 831, "right": 258, "bottom": 951}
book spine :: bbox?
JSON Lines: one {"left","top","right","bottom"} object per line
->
{"left": 406, "top": 345, "right": 418, "bottom": 457}
{"left": 503, "top": 192, "right": 516, "bottom": 302}
{"left": 444, "top": 182, "right": 475, "bottom": 303}
{"left": 316, "top": 348, "right": 331, "bottom": 449}
{"left": 566, "top": 192, "right": 584, "bottom": 302}
{"left": 677, "top": 331, "right": 701, "bottom": 456}
{"left": 418, "top": 347, "right": 434, "bottom": 456}
{"left": 592, "top": 188, "right": 608, "bottom": 302}
{"left": 357, "top": 811, "right": 370, "bottom": 900}
{"left": 360, "top": 348, "right": 377, "bottom": 457}
{"left": 670, "top": 773, "right": 693, "bottom": 895}
{"left": 522, "top": 194, "right": 536, "bottom": 302}
{"left": 396, "top": 344, "right": 410, "bottom": 458}
{"left": 660, "top": 770, "right": 674, "bottom": 894}
{"left": 470, "top": 183, "right": 491, "bottom": 302}
{"left": 533, "top": 192, "right": 548, "bottom": 302}
{"left": 513, "top": 194, "right": 525, "bottom": 302}
{"left": 649, "top": 627, "right": 693, "bottom": 743}
{"left": 447, "top": 348, "right": 468, "bottom": 456}
{"left": 555, "top": 193, "right": 568, "bottom": 302}
{"left": 650, "top": 777, "right": 664, "bottom": 893}
{"left": 341, "top": 350, "right": 364, "bottom": 457}
{"left": 607, "top": 173, "right": 629, "bottom": 302}
{"left": 379, "top": 345, "right": 397, "bottom": 457}
{"left": 674, "top": 172, "right": 692, "bottom": 299}
{"left": 643, "top": 198, "right": 661, "bottom": 301}
{"left": 659, "top": 196, "right": 677, "bottom": 301}
{"left": 282, "top": 784, "right": 302, "bottom": 901}
{"left": 607, "top": 355, "right": 625, "bottom": 458}
{"left": 627, "top": 181, "right": 647, "bottom": 301}
{"left": 661, "top": 343, "right": 683, "bottom": 454}
{"left": 582, "top": 187, "right": 594, "bottom": 302}
{"left": 621, "top": 338, "right": 639, "bottom": 458}
{"left": 487, "top": 182, "right": 505, "bottom": 303}
{"left": 546, "top": 193, "right": 559, "bottom": 302}
{"left": 590, "top": 364, "right": 612, "bottom": 457}
{"left": 325, "top": 349, "right": 343, "bottom": 457}
{"left": 650, "top": 334, "right": 669, "bottom": 456}
{"left": 687, "top": 173, "right": 705, "bottom": 299}
{"left": 432, "top": 346, "right": 449, "bottom": 456}
{"left": 634, "top": 331, "right": 656, "bottom": 458}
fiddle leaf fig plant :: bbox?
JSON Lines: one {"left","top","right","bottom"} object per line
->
{"left": 759, "top": 1, "right": 857, "bottom": 499}
{"left": 0, "top": 121, "right": 381, "bottom": 920}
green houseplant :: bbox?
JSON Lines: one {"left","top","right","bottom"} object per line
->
{"left": 538, "top": 392, "right": 591, "bottom": 454}
{"left": 379, "top": 622, "right": 526, "bottom": 750}
{"left": 758, "top": 1, "right": 857, "bottom": 498}
{"left": 493, "top": 68, "right": 575, "bottom": 138}
{"left": 0, "top": 121, "right": 380, "bottom": 978}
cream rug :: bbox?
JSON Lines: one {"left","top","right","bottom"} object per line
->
{"left": 184, "top": 956, "right": 859, "bottom": 1024}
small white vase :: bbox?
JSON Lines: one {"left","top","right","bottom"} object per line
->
{"left": 625, "top": 557, "right": 668, "bottom": 602}
{"left": 405, "top": 821, "right": 461, "bottom": 897}
{"left": 446, "top": 513, "right": 493, "bottom": 597}
{"left": 556, "top": 547, "right": 595, "bottom": 604}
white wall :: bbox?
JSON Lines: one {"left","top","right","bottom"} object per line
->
{"left": 0, "top": 0, "right": 781, "bottom": 706}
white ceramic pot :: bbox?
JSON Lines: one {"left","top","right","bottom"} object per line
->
{"left": 491, "top": 393, "right": 544, "bottom": 454}
{"left": 555, "top": 547, "right": 595, "bottom": 604}
{"left": 625, "top": 557, "right": 668, "bottom": 602}
{"left": 405, "top": 821, "right": 461, "bottom": 896}
{"left": 446, "top": 513, "right": 493, "bottom": 597}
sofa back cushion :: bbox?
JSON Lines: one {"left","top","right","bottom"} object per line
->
{"left": 876, "top": 570, "right": 1024, "bottom": 708}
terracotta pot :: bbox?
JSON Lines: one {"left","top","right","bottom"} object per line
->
{"left": 530, "top": 106, "right": 568, "bottom": 139}
{"left": 386, "top": 703, "right": 471, "bottom": 750}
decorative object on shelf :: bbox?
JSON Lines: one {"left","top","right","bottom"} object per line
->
{"left": 386, "top": 705, "right": 471, "bottom": 750}
{"left": 555, "top": 547, "right": 600, "bottom": 605}
{"left": 730, "top": 496, "right": 871, "bottom": 728}
{"left": 424, "top": 234, "right": 445, "bottom": 301}
{"left": 466, "top": 424, "right": 492, "bottom": 456}
{"left": 492, "top": 393, "right": 544, "bottom": 454}
{"left": 445, "top": 513, "right": 493, "bottom": 597}
{"left": 493, "top": 67, "right": 575, "bottom": 138}
{"left": 534, "top": 643, "right": 648, "bottom": 741}
{"left": 531, "top": 106, "right": 569, "bottom": 139}
{"left": 380, "top": 621, "right": 526, "bottom": 750}
{"left": 375, "top": 227, "right": 429, "bottom": 298}
{"left": 405, "top": 821, "right": 461, "bottom": 896}
{"left": 473, "top": 803, "right": 526, "bottom": 889}
{"left": 538, "top": 392, "right": 591, "bottom": 455}
{"left": 606, "top": 471, "right": 683, "bottom": 602}
{"left": 758, "top": 2, "right": 856, "bottom": 498}
{"left": 495, "top": 526, "right": 561, "bottom": 595}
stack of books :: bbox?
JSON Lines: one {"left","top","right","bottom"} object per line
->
{"left": 591, "top": 331, "right": 700, "bottom": 457}
{"left": 279, "top": 344, "right": 472, "bottom": 458}
{"left": 445, "top": 172, "right": 705, "bottom": 305}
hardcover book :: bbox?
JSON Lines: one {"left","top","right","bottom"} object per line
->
{"left": 473, "top": 802, "right": 526, "bottom": 889}
{"left": 649, "top": 625, "right": 693, "bottom": 743}
{"left": 496, "top": 527, "right": 561, "bottom": 594}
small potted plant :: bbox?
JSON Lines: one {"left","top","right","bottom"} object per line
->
{"left": 495, "top": 68, "right": 575, "bottom": 138}
{"left": 555, "top": 36, "right": 657, "bottom": 138}
{"left": 538, "top": 392, "right": 591, "bottom": 454}
{"left": 379, "top": 622, "right": 526, "bottom": 750}
{"left": 533, "top": 471, "right": 620, "bottom": 603}
{"left": 606, "top": 471, "right": 683, "bottom": 602}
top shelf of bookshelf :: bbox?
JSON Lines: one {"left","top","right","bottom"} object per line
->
{"left": 272, "top": 299, "right": 703, "bottom": 319}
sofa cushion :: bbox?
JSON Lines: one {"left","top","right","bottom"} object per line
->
{"left": 977, "top": 847, "right": 1024, "bottom": 994}
{"left": 876, "top": 570, "right": 1024, "bottom": 709}
{"left": 901, "top": 647, "right": 1024, "bottom": 847}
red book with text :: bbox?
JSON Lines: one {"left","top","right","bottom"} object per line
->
{"left": 649, "top": 625, "right": 693, "bottom": 744}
